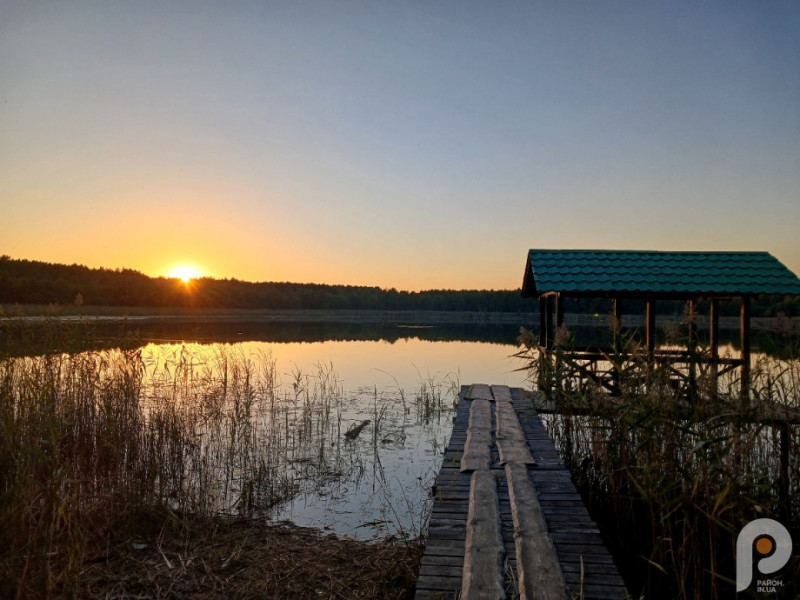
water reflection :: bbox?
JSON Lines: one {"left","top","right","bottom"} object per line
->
{"left": 2, "top": 315, "right": 794, "bottom": 542}
{"left": 134, "top": 338, "right": 526, "bottom": 539}
{"left": 105, "top": 318, "right": 526, "bottom": 346}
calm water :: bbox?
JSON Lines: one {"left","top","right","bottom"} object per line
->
{"left": 135, "top": 334, "right": 528, "bottom": 539}
{"left": 6, "top": 315, "right": 793, "bottom": 540}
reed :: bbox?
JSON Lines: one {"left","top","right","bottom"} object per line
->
{"left": 0, "top": 342, "right": 378, "bottom": 597}
{"left": 517, "top": 320, "right": 800, "bottom": 599}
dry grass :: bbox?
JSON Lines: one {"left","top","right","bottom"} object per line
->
{"left": 517, "top": 317, "right": 800, "bottom": 599}
{"left": 0, "top": 336, "right": 441, "bottom": 598}
{"left": 74, "top": 510, "right": 422, "bottom": 600}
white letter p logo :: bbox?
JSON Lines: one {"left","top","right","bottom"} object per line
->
{"left": 736, "top": 518, "right": 792, "bottom": 592}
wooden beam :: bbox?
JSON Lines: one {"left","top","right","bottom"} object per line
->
{"left": 710, "top": 299, "right": 719, "bottom": 382}
{"left": 494, "top": 387, "right": 536, "bottom": 466}
{"left": 555, "top": 293, "right": 564, "bottom": 328}
{"left": 612, "top": 298, "right": 622, "bottom": 330}
{"left": 462, "top": 470, "right": 505, "bottom": 600}
{"left": 646, "top": 297, "right": 656, "bottom": 361}
{"left": 545, "top": 296, "right": 554, "bottom": 350}
{"left": 741, "top": 296, "right": 751, "bottom": 398}
{"left": 539, "top": 297, "right": 547, "bottom": 347}
{"left": 687, "top": 300, "right": 697, "bottom": 348}
{"left": 688, "top": 300, "right": 697, "bottom": 399}
{"left": 461, "top": 398, "right": 492, "bottom": 473}
{"left": 611, "top": 298, "right": 622, "bottom": 393}
{"left": 505, "top": 462, "right": 566, "bottom": 600}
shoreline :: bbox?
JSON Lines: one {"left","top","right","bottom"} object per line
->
{"left": 1, "top": 305, "right": 796, "bottom": 330}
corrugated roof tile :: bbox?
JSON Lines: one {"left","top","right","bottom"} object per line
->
{"left": 523, "top": 250, "right": 800, "bottom": 297}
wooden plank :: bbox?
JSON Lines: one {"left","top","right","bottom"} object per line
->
{"left": 557, "top": 553, "right": 618, "bottom": 567}
{"left": 462, "top": 469, "right": 505, "bottom": 599}
{"left": 419, "top": 563, "right": 463, "bottom": 578}
{"left": 418, "top": 554, "right": 464, "bottom": 567}
{"left": 505, "top": 462, "right": 566, "bottom": 600}
{"left": 422, "top": 539, "right": 465, "bottom": 551}
{"left": 415, "top": 574, "right": 462, "bottom": 590}
{"left": 741, "top": 295, "right": 751, "bottom": 393}
{"left": 490, "top": 385, "right": 513, "bottom": 402}
{"left": 563, "top": 570, "right": 626, "bottom": 586}
{"left": 461, "top": 398, "right": 493, "bottom": 472}
{"left": 495, "top": 397, "right": 536, "bottom": 466}
{"left": 566, "top": 584, "right": 627, "bottom": 600}
{"left": 417, "top": 386, "right": 628, "bottom": 600}
{"left": 414, "top": 592, "right": 458, "bottom": 600}
{"left": 467, "top": 384, "right": 494, "bottom": 401}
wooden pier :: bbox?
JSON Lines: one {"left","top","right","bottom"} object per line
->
{"left": 414, "top": 384, "right": 627, "bottom": 600}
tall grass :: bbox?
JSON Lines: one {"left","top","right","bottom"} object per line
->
{"left": 517, "top": 320, "right": 800, "bottom": 599}
{"left": 0, "top": 331, "right": 459, "bottom": 598}
{"left": 0, "top": 343, "right": 360, "bottom": 597}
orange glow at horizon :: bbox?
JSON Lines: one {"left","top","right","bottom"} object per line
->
{"left": 167, "top": 264, "right": 205, "bottom": 283}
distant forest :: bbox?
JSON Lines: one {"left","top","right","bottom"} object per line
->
{"left": 0, "top": 256, "right": 530, "bottom": 312}
{"left": 1, "top": 256, "right": 798, "bottom": 317}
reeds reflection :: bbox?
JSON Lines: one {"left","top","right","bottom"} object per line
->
{"left": 1, "top": 339, "right": 475, "bottom": 552}
{"left": 134, "top": 340, "right": 466, "bottom": 537}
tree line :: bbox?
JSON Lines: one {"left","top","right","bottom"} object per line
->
{"left": 1, "top": 256, "right": 797, "bottom": 316}
{"left": 0, "top": 256, "right": 531, "bottom": 312}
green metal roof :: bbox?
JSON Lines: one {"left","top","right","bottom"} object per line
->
{"left": 522, "top": 250, "right": 800, "bottom": 298}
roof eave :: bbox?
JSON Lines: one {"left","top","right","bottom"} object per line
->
{"left": 520, "top": 252, "right": 538, "bottom": 297}
{"left": 530, "top": 290, "right": 763, "bottom": 301}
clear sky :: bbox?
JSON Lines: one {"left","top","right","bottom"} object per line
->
{"left": 2, "top": 1, "right": 799, "bottom": 290}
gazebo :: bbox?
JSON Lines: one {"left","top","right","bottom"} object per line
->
{"left": 521, "top": 249, "right": 800, "bottom": 395}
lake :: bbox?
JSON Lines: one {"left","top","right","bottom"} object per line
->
{"left": 0, "top": 316, "right": 531, "bottom": 540}
{"left": 1, "top": 313, "right": 793, "bottom": 541}
{"left": 4, "top": 312, "right": 796, "bottom": 600}
{"left": 131, "top": 334, "right": 527, "bottom": 539}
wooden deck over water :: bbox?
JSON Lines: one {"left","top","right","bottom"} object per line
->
{"left": 414, "top": 385, "right": 627, "bottom": 600}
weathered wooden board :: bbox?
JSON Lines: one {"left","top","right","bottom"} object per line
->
{"left": 467, "top": 383, "right": 494, "bottom": 401}
{"left": 415, "top": 386, "right": 628, "bottom": 600}
{"left": 461, "top": 398, "right": 493, "bottom": 472}
{"left": 505, "top": 461, "right": 566, "bottom": 600}
{"left": 461, "top": 469, "right": 505, "bottom": 599}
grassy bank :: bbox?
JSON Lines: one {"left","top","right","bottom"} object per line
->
{"left": 0, "top": 340, "right": 448, "bottom": 598}
{"left": 517, "top": 322, "right": 800, "bottom": 599}
{"left": 69, "top": 513, "right": 422, "bottom": 600}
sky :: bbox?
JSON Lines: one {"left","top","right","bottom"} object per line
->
{"left": 2, "top": 1, "right": 799, "bottom": 291}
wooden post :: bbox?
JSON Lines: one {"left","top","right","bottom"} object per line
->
{"left": 688, "top": 300, "right": 697, "bottom": 401}
{"left": 687, "top": 300, "right": 697, "bottom": 348}
{"left": 611, "top": 298, "right": 622, "bottom": 394}
{"left": 646, "top": 297, "right": 656, "bottom": 362}
{"left": 539, "top": 297, "right": 547, "bottom": 347}
{"left": 710, "top": 299, "right": 719, "bottom": 390}
{"left": 741, "top": 296, "right": 751, "bottom": 398}
{"left": 541, "top": 295, "right": 554, "bottom": 349}
{"left": 555, "top": 293, "right": 564, "bottom": 328}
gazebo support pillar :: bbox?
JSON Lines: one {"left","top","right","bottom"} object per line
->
{"left": 539, "top": 297, "right": 547, "bottom": 347}
{"left": 611, "top": 298, "right": 622, "bottom": 338}
{"left": 741, "top": 296, "right": 751, "bottom": 398}
{"left": 646, "top": 297, "right": 656, "bottom": 362}
{"left": 542, "top": 295, "right": 555, "bottom": 349}
{"left": 688, "top": 300, "right": 698, "bottom": 399}
{"left": 611, "top": 298, "right": 622, "bottom": 393}
{"left": 710, "top": 299, "right": 719, "bottom": 389}
{"left": 555, "top": 293, "right": 564, "bottom": 329}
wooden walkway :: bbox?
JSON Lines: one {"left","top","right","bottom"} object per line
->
{"left": 414, "top": 384, "right": 627, "bottom": 600}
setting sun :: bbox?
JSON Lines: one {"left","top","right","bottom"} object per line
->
{"left": 167, "top": 264, "right": 204, "bottom": 283}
